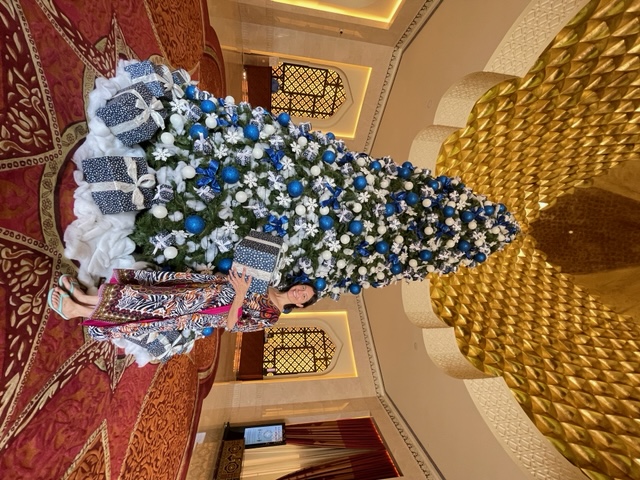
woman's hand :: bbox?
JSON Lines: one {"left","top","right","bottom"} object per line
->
{"left": 226, "top": 268, "right": 253, "bottom": 331}
{"left": 229, "top": 267, "right": 253, "bottom": 299}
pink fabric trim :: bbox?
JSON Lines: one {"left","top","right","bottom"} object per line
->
{"left": 200, "top": 304, "right": 233, "bottom": 315}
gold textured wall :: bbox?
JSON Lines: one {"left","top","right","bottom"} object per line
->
{"left": 431, "top": 1, "right": 640, "bottom": 479}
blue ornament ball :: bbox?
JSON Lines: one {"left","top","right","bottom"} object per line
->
{"left": 244, "top": 124, "right": 259, "bottom": 141}
{"left": 402, "top": 161, "right": 414, "bottom": 170}
{"left": 369, "top": 160, "right": 381, "bottom": 172}
{"left": 348, "top": 220, "right": 364, "bottom": 235}
{"left": 314, "top": 278, "right": 327, "bottom": 291}
{"left": 353, "top": 176, "right": 367, "bottom": 190}
{"left": 200, "top": 100, "right": 215, "bottom": 113}
{"left": 484, "top": 205, "right": 495, "bottom": 216}
{"left": 427, "top": 178, "right": 440, "bottom": 190}
{"left": 319, "top": 215, "right": 334, "bottom": 231}
{"left": 185, "top": 85, "right": 197, "bottom": 99}
{"left": 217, "top": 257, "right": 233, "bottom": 273}
{"left": 406, "top": 192, "right": 419, "bottom": 206}
{"left": 185, "top": 215, "right": 206, "bottom": 235}
{"left": 384, "top": 203, "right": 396, "bottom": 216}
{"left": 277, "top": 112, "right": 291, "bottom": 126}
{"left": 189, "top": 123, "right": 208, "bottom": 139}
{"left": 458, "top": 240, "right": 471, "bottom": 252}
{"left": 419, "top": 250, "right": 433, "bottom": 261}
{"left": 390, "top": 263, "right": 403, "bottom": 275}
{"left": 202, "top": 326, "right": 214, "bottom": 337}
{"left": 461, "top": 211, "right": 475, "bottom": 222}
{"left": 322, "top": 150, "right": 336, "bottom": 164}
{"left": 326, "top": 132, "right": 335, "bottom": 141}
{"left": 474, "top": 252, "right": 487, "bottom": 263}
{"left": 397, "top": 166, "right": 411, "bottom": 179}
{"left": 375, "top": 241, "right": 390, "bottom": 254}
{"left": 287, "top": 180, "right": 303, "bottom": 197}
{"left": 221, "top": 166, "right": 240, "bottom": 184}
{"left": 349, "top": 284, "right": 362, "bottom": 295}
{"left": 443, "top": 206, "right": 456, "bottom": 217}
{"left": 498, "top": 203, "right": 507, "bottom": 214}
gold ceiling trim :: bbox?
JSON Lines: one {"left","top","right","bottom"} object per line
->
{"left": 424, "top": 0, "right": 640, "bottom": 478}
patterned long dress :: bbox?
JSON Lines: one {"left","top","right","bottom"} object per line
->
{"left": 84, "top": 269, "right": 281, "bottom": 342}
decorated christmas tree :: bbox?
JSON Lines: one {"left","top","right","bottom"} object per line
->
{"left": 129, "top": 83, "right": 520, "bottom": 299}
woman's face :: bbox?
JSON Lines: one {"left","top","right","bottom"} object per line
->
{"left": 287, "top": 284, "right": 315, "bottom": 307}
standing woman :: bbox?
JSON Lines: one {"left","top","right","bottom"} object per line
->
{"left": 48, "top": 269, "right": 318, "bottom": 362}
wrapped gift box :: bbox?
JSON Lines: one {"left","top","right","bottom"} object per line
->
{"left": 96, "top": 82, "right": 166, "bottom": 146}
{"left": 82, "top": 156, "right": 156, "bottom": 214}
{"left": 124, "top": 60, "right": 174, "bottom": 99}
{"left": 233, "top": 230, "right": 284, "bottom": 294}
{"left": 127, "top": 329, "right": 198, "bottom": 363}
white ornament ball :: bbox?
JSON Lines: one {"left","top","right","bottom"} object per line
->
{"left": 160, "top": 132, "right": 175, "bottom": 145}
{"left": 205, "top": 116, "right": 218, "bottom": 129}
{"left": 365, "top": 235, "right": 375, "bottom": 244}
{"left": 468, "top": 221, "right": 477, "bottom": 230}
{"left": 427, "top": 265, "right": 435, "bottom": 273}
{"left": 475, "top": 239, "right": 484, "bottom": 247}
{"left": 151, "top": 205, "right": 168, "bottom": 219}
{"left": 424, "top": 226, "right": 434, "bottom": 235}
{"left": 164, "top": 246, "right": 178, "bottom": 259}
{"left": 356, "top": 157, "right": 366, "bottom": 167}
{"left": 322, "top": 250, "right": 332, "bottom": 260}
{"left": 377, "top": 271, "right": 385, "bottom": 280}
{"left": 358, "top": 266, "right": 367, "bottom": 275}
{"left": 295, "top": 204, "right": 307, "bottom": 216}
{"left": 422, "top": 199, "right": 432, "bottom": 207}
{"left": 281, "top": 243, "right": 288, "bottom": 252}
{"left": 377, "top": 225, "right": 387, "bottom": 235}
{"left": 394, "top": 235, "right": 404, "bottom": 244}
{"left": 366, "top": 174, "right": 375, "bottom": 185}
{"left": 235, "top": 191, "right": 248, "bottom": 203}
{"left": 352, "top": 203, "right": 362, "bottom": 213}
{"left": 252, "top": 146, "right": 264, "bottom": 159}
{"left": 340, "top": 234, "right": 350, "bottom": 244}
{"left": 448, "top": 201, "right": 456, "bottom": 207}
{"left": 404, "top": 181, "right": 414, "bottom": 190}
{"left": 225, "top": 96, "right": 235, "bottom": 105}
{"left": 445, "top": 217, "right": 455, "bottom": 226}
{"left": 297, "top": 136, "right": 308, "bottom": 147}
{"left": 337, "top": 259, "right": 347, "bottom": 269}
{"left": 491, "top": 226, "right": 501, "bottom": 234}
{"left": 319, "top": 206, "right": 330, "bottom": 215}
{"left": 263, "top": 124, "right": 276, "bottom": 136}
{"left": 446, "top": 240, "right": 455, "bottom": 248}
{"left": 380, "top": 180, "right": 389, "bottom": 189}
{"left": 409, "top": 259, "right": 418, "bottom": 268}
{"left": 498, "top": 234, "right": 506, "bottom": 241}
{"left": 182, "top": 165, "right": 196, "bottom": 179}
{"left": 460, "top": 194, "right": 468, "bottom": 202}
{"left": 169, "top": 113, "right": 184, "bottom": 129}
{"left": 310, "top": 165, "right": 321, "bottom": 176}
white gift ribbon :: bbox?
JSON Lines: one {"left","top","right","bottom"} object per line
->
{"left": 171, "top": 68, "right": 198, "bottom": 98}
{"left": 89, "top": 156, "right": 156, "bottom": 209}
{"left": 109, "top": 89, "right": 165, "bottom": 135}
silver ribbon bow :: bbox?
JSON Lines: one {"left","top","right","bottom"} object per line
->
{"left": 109, "top": 89, "right": 165, "bottom": 135}
{"left": 89, "top": 156, "right": 156, "bottom": 209}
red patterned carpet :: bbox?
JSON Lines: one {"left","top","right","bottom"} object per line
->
{"left": 0, "top": 1, "right": 226, "bottom": 478}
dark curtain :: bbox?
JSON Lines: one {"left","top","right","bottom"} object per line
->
{"left": 276, "top": 418, "right": 400, "bottom": 480}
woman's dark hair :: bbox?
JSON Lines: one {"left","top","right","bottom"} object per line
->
{"left": 280, "top": 282, "right": 319, "bottom": 313}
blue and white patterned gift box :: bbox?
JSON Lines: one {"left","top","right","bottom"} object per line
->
{"left": 82, "top": 156, "right": 156, "bottom": 214}
{"left": 233, "top": 230, "right": 284, "bottom": 294}
{"left": 124, "top": 60, "right": 175, "bottom": 99}
{"left": 96, "top": 82, "right": 166, "bottom": 146}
